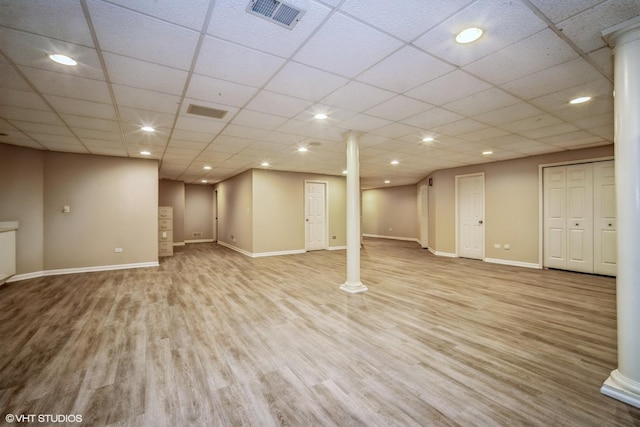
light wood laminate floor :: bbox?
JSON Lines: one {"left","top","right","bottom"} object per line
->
{"left": 1, "top": 238, "right": 639, "bottom": 426}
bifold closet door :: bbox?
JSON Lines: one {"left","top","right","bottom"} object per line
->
{"left": 565, "top": 163, "right": 594, "bottom": 273}
{"left": 593, "top": 160, "right": 616, "bottom": 276}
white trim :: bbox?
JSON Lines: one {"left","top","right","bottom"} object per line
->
{"left": 184, "top": 239, "right": 215, "bottom": 244}
{"left": 484, "top": 257, "right": 541, "bottom": 269}
{"left": 428, "top": 248, "right": 457, "bottom": 258}
{"left": 7, "top": 261, "right": 159, "bottom": 283}
{"left": 252, "top": 249, "right": 306, "bottom": 258}
{"left": 217, "top": 240, "right": 253, "bottom": 257}
{"left": 304, "top": 180, "right": 329, "bottom": 251}
{"left": 455, "top": 172, "right": 485, "bottom": 260}
{"left": 602, "top": 370, "right": 640, "bottom": 409}
{"left": 328, "top": 245, "right": 347, "bottom": 250}
{"left": 173, "top": 242, "right": 186, "bottom": 246}
{"left": 363, "top": 233, "right": 419, "bottom": 242}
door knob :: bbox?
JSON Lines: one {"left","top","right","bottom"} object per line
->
{"left": 478, "top": 220, "right": 483, "bottom": 224}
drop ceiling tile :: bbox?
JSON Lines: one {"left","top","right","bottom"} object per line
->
{"left": 406, "top": 70, "right": 491, "bottom": 106}
{"left": 463, "top": 29, "right": 578, "bottom": 85}
{"left": 336, "top": 114, "right": 392, "bottom": 133}
{"left": 520, "top": 123, "right": 579, "bottom": 139}
{"left": 0, "top": 0, "right": 94, "bottom": 45}
{"left": 174, "top": 115, "right": 226, "bottom": 134}
{"left": 293, "top": 13, "right": 403, "bottom": 78}
{"left": 557, "top": 0, "right": 640, "bottom": 53}
{"left": 502, "top": 58, "right": 604, "bottom": 100}
{"left": 112, "top": 85, "right": 180, "bottom": 114}
{"left": 0, "top": 107, "right": 64, "bottom": 126}
{"left": 499, "top": 113, "right": 563, "bottom": 133}
{"left": 265, "top": 62, "right": 348, "bottom": 102}
{"left": 220, "top": 124, "right": 269, "bottom": 140}
{"left": 245, "top": 91, "right": 313, "bottom": 118}
{"left": 20, "top": 67, "right": 111, "bottom": 103}
{"left": 171, "top": 128, "right": 215, "bottom": 143}
{"left": 401, "top": 107, "right": 464, "bottom": 129}
{"left": 528, "top": 0, "right": 603, "bottom": 23}
{"left": 432, "top": 118, "right": 488, "bottom": 137}
{"left": 207, "top": 0, "right": 332, "bottom": 57}
{"left": 118, "top": 107, "right": 176, "bottom": 129}
{"left": 356, "top": 46, "right": 455, "bottom": 93}
{"left": 74, "top": 128, "right": 123, "bottom": 142}
{"left": 365, "top": 96, "right": 433, "bottom": 122}
{"left": 25, "top": 131, "right": 78, "bottom": 143}
{"left": 552, "top": 98, "right": 614, "bottom": 123}
{"left": 370, "top": 123, "right": 423, "bottom": 139}
{"left": 543, "top": 132, "right": 603, "bottom": 146}
{"left": 0, "top": 88, "right": 50, "bottom": 111}
{"left": 187, "top": 74, "right": 258, "bottom": 108}
{"left": 587, "top": 125, "right": 614, "bottom": 141}
{"left": 84, "top": 143, "right": 127, "bottom": 157}
{"left": 87, "top": 0, "right": 200, "bottom": 70}
{"left": 195, "top": 36, "right": 285, "bottom": 87}
{"left": 38, "top": 142, "right": 88, "bottom": 153}
{"left": 528, "top": 78, "right": 612, "bottom": 113}
{"left": 105, "top": 0, "right": 211, "bottom": 30}
{"left": 44, "top": 95, "right": 116, "bottom": 120}
{"left": 572, "top": 112, "right": 612, "bottom": 130}
{"left": 0, "top": 62, "right": 32, "bottom": 91}
{"left": 443, "top": 88, "right": 520, "bottom": 117}
{"left": 340, "top": 0, "right": 474, "bottom": 41}
{"left": 516, "top": 144, "right": 561, "bottom": 155}
{"left": 231, "top": 110, "right": 288, "bottom": 131}
{"left": 166, "top": 140, "right": 208, "bottom": 151}
{"left": 589, "top": 47, "right": 613, "bottom": 79}
{"left": 321, "top": 81, "right": 395, "bottom": 112}
{"left": 0, "top": 27, "right": 104, "bottom": 80}
{"left": 414, "top": 0, "right": 546, "bottom": 66}
{"left": 60, "top": 114, "right": 120, "bottom": 131}
{"left": 457, "top": 126, "right": 511, "bottom": 142}
{"left": 103, "top": 53, "right": 188, "bottom": 95}
{"left": 473, "top": 102, "right": 543, "bottom": 126}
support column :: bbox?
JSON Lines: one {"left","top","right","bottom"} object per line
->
{"left": 340, "top": 131, "right": 368, "bottom": 294}
{"left": 601, "top": 16, "right": 640, "bottom": 409}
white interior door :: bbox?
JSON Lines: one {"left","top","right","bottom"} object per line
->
{"left": 544, "top": 166, "right": 567, "bottom": 269}
{"left": 458, "top": 174, "right": 484, "bottom": 260}
{"left": 594, "top": 160, "right": 617, "bottom": 276}
{"left": 566, "top": 164, "right": 594, "bottom": 273}
{"left": 305, "top": 181, "right": 326, "bottom": 251}
{"left": 419, "top": 184, "right": 429, "bottom": 248}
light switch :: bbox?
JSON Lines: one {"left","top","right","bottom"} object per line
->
{"left": 162, "top": 231, "right": 167, "bottom": 238}
{"left": 63, "top": 206, "right": 70, "bottom": 213}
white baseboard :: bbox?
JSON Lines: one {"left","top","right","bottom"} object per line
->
{"left": 7, "top": 261, "right": 159, "bottom": 283}
{"left": 217, "top": 241, "right": 253, "bottom": 257}
{"left": 428, "top": 247, "right": 457, "bottom": 258}
{"left": 252, "top": 249, "right": 306, "bottom": 258}
{"left": 363, "top": 234, "right": 419, "bottom": 242}
{"left": 173, "top": 242, "right": 185, "bottom": 246}
{"left": 184, "top": 239, "right": 214, "bottom": 244}
{"left": 485, "top": 257, "right": 541, "bottom": 269}
{"left": 328, "top": 245, "right": 347, "bottom": 250}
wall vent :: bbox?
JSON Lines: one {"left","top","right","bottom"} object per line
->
{"left": 187, "top": 104, "right": 228, "bottom": 119}
{"left": 246, "top": 0, "right": 306, "bottom": 30}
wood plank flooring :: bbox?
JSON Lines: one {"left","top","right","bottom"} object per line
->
{"left": 1, "top": 237, "right": 639, "bottom": 426}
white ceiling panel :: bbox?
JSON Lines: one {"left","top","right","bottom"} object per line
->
{"left": 220, "top": 124, "right": 269, "bottom": 140}
{"left": 365, "top": 96, "right": 433, "bottom": 122}
{"left": 0, "top": 88, "right": 49, "bottom": 111}
{"left": 187, "top": 74, "right": 258, "bottom": 108}
{"left": 432, "top": 119, "right": 488, "bottom": 137}
{"left": 195, "top": 36, "right": 285, "bottom": 87}
{"left": 74, "top": 128, "right": 123, "bottom": 142}
{"left": 0, "top": 61, "right": 32, "bottom": 91}
{"left": 118, "top": 107, "right": 176, "bottom": 129}
{"left": 443, "top": 88, "right": 519, "bottom": 117}
{"left": 265, "top": 62, "right": 348, "bottom": 101}
{"left": 103, "top": 53, "right": 188, "bottom": 95}
{"left": 370, "top": 123, "right": 422, "bottom": 139}
{"left": 174, "top": 115, "right": 226, "bottom": 134}
{"left": 528, "top": 0, "right": 604, "bottom": 24}
{"left": 463, "top": 29, "right": 578, "bottom": 85}
{"left": 231, "top": 109, "right": 288, "bottom": 131}
{"left": 321, "top": 81, "right": 395, "bottom": 112}
{"left": 112, "top": 85, "right": 180, "bottom": 114}
{"left": 87, "top": 0, "right": 200, "bottom": 70}
{"left": 105, "top": 0, "right": 211, "bottom": 30}
{"left": 356, "top": 46, "right": 455, "bottom": 93}
{"left": 473, "top": 102, "right": 543, "bottom": 126}
{"left": 499, "top": 113, "right": 563, "bottom": 133}
{"left": 401, "top": 107, "right": 464, "bottom": 129}
{"left": 0, "top": 0, "right": 94, "bottom": 46}
{"left": 20, "top": 67, "right": 111, "bottom": 103}
{"left": 414, "top": 0, "right": 547, "bottom": 66}
{"left": 245, "top": 91, "right": 313, "bottom": 118}
{"left": 341, "top": 0, "right": 474, "bottom": 41}
{"left": 406, "top": 70, "right": 492, "bottom": 106}
{"left": 336, "top": 114, "right": 392, "bottom": 133}
{"left": 44, "top": 95, "right": 116, "bottom": 120}
{"left": 60, "top": 114, "right": 119, "bottom": 132}
{"left": 0, "top": 106, "right": 64, "bottom": 126}
{"left": 293, "top": 12, "right": 403, "bottom": 78}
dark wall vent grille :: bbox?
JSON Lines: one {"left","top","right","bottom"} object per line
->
{"left": 187, "top": 104, "right": 228, "bottom": 119}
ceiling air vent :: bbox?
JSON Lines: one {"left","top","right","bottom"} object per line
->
{"left": 187, "top": 104, "right": 228, "bottom": 119}
{"left": 246, "top": 0, "right": 306, "bottom": 30}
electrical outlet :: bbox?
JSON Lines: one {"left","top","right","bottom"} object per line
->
{"left": 504, "top": 244, "right": 510, "bottom": 250}
{"left": 332, "top": 235, "right": 336, "bottom": 240}
{"left": 494, "top": 243, "right": 501, "bottom": 249}
{"left": 115, "top": 248, "right": 123, "bottom": 253}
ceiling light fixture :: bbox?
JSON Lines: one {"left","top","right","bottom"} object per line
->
{"left": 456, "top": 27, "right": 483, "bottom": 44}
{"left": 201, "top": 179, "right": 208, "bottom": 183}
{"left": 482, "top": 150, "right": 493, "bottom": 155}
{"left": 203, "top": 165, "right": 212, "bottom": 170}
{"left": 298, "top": 147, "right": 308, "bottom": 152}
{"left": 569, "top": 96, "right": 592, "bottom": 105}
{"left": 391, "top": 160, "right": 399, "bottom": 165}
{"left": 384, "top": 180, "right": 391, "bottom": 184}
{"left": 314, "top": 113, "right": 328, "bottom": 120}
{"left": 422, "top": 136, "right": 434, "bottom": 142}
{"left": 261, "top": 161, "right": 270, "bottom": 167}
{"left": 49, "top": 54, "right": 77, "bottom": 66}
{"left": 140, "top": 151, "right": 151, "bottom": 156}
{"left": 342, "top": 170, "right": 347, "bottom": 175}
{"left": 141, "top": 126, "right": 155, "bottom": 132}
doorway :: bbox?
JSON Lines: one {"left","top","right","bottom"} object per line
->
{"left": 305, "top": 181, "right": 327, "bottom": 251}
{"left": 456, "top": 173, "right": 485, "bottom": 260}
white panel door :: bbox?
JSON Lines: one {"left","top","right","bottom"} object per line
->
{"left": 594, "top": 160, "right": 617, "bottom": 276}
{"left": 458, "top": 174, "right": 484, "bottom": 259}
{"left": 305, "top": 182, "right": 326, "bottom": 251}
{"left": 419, "top": 184, "right": 429, "bottom": 248}
{"left": 544, "top": 166, "right": 567, "bottom": 269}
{"left": 566, "top": 164, "right": 593, "bottom": 273}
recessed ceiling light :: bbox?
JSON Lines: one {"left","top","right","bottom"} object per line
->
{"left": 298, "top": 147, "right": 308, "bottom": 152}
{"left": 203, "top": 165, "right": 212, "bottom": 170}
{"left": 384, "top": 180, "right": 391, "bottom": 184}
{"left": 261, "top": 161, "right": 270, "bottom": 167}
{"left": 482, "top": 150, "right": 493, "bottom": 155}
{"left": 422, "top": 136, "right": 434, "bottom": 142}
{"left": 314, "top": 113, "right": 328, "bottom": 120}
{"left": 141, "top": 126, "right": 155, "bottom": 132}
{"left": 569, "top": 96, "right": 592, "bottom": 105}
{"left": 201, "top": 179, "right": 208, "bottom": 183}
{"left": 390, "top": 160, "right": 399, "bottom": 165}
{"left": 49, "top": 54, "right": 77, "bottom": 66}
{"left": 456, "top": 27, "right": 483, "bottom": 44}
{"left": 140, "top": 151, "right": 151, "bottom": 156}
{"left": 342, "top": 170, "right": 347, "bottom": 174}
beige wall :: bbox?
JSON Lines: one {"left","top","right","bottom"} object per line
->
{"left": 159, "top": 179, "right": 185, "bottom": 244}
{"left": 421, "top": 145, "right": 614, "bottom": 264}
{"left": 362, "top": 185, "right": 418, "bottom": 240}
{"left": 185, "top": 184, "right": 213, "bottom": 240}
{"left": 0, "top": 144, "right": 44, "bottom": 274}
{"left": 252, "top": 169, "right": 347, "bottom": 254}
{"left": 216, "top": 170, "right": 253, "bottom": 253}
{"left": 0, "top": 144, "right": 158, "bottom": 275}
{"left": 43, "top": 152, "right": 158, "bottom": 269}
